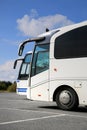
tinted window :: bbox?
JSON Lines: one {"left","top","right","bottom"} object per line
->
{"left": 31, "top": 44, "right": 49, "bottom": 76}
{"left": 35, "top": 51, "right": 49, "bottom": 74}
{"left": 54, "top": 26, "right": 87, "bottom": 59}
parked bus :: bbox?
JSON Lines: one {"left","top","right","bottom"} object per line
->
{"left": 14, "top": 51, "right": 32, "bottom": 95}
{"left": 17, "top": 21, "right": 87, "bottom": 110}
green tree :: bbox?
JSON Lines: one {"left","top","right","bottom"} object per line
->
{"left": 7, "top": 82, "right": 16, "bottom": 92}
{"left": 0, "top": 81, "right": 12, "bottom": 91}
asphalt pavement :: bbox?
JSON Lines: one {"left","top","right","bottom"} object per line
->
{"left": 0, "top": 92, "right": 87, "bottom": 130}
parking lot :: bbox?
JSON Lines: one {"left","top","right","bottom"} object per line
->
{"left": 0, "top": 93, "right": 87, "bottom": 130}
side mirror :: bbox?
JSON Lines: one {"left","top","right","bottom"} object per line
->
{"left": 13, "top": 60, "right": 17, "bottom": 69}
{"left": 18, "top": 45, "right": 24, "bottom": 56}
{"left": 13, "top": 58, "right": 23, "bottom": 69}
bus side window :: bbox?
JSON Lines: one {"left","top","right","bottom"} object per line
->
{"left": 54, "top": 25, "right": 87, "bottom": 59}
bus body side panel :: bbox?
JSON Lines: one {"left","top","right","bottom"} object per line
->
{"left": 49, "top": 58, "right": 87, "bottom": 105}
{"left": 30, "top": 70, "right": 49, "bottom": 101}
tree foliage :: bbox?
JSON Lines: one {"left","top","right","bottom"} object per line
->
{"left": 0, "top": 81, "right": 12, "bottom": 90}
{"left": 7, "top": 82, "right": 16, "bottom": 92}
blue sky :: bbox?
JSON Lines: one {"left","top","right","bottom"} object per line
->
{"left": 0, "top": 0, "right": 87, "bottom": 81}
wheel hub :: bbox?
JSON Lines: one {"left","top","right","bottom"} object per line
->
{"left": 59, "top": 90, "right": 71, "bottom": 105}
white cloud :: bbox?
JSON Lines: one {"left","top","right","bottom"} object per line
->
{"left": 0, "top": 60, "right": 20, "bottom": 82}
{"left": 17, "top": 10, "right": 74, "bottom": 37}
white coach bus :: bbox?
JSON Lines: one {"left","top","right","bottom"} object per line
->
{"left": 18, "top": 21, "right": 87, "bottom": 110}
{"left": 14, "top": 51, "right": 32, "bottom": 95}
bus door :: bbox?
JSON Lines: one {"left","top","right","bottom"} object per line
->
{"left": 30, "top": 44, "right": 50, "bottom": 101}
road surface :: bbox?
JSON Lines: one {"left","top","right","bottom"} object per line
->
{"left": 0, "top": 93, "right": 87, "bottom": 130}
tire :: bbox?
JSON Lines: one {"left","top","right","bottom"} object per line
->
{"left": 56, "top": 87, "right": 78, "bottom": 110}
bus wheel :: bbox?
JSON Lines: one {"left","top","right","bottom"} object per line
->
{"left": 56, "top": 87, "right": 78, "bottom": 110}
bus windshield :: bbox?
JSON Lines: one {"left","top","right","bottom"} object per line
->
{"left": 18, "top": 53, "right": 32, "bottom": 80}
{"left": 31, "top": 44, "right": 49, "bottom": 77}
